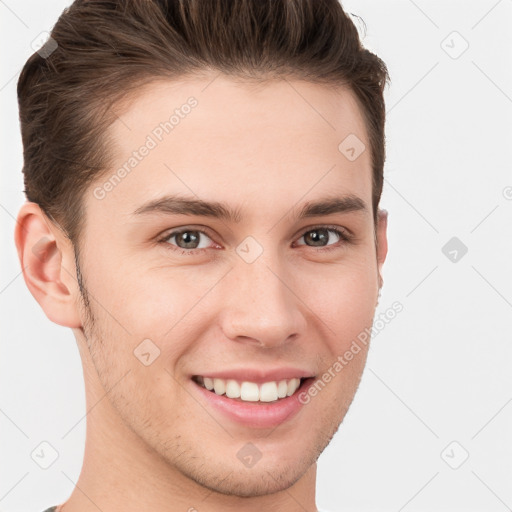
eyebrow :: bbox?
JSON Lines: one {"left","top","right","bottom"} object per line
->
{"left": 131, "top": 193, "right": 369, "bottom": 223}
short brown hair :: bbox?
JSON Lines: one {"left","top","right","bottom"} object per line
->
{"left": 18, "top": 0, "right": 389, "bottom": 251}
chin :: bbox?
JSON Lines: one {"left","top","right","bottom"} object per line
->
{"left": 171, "top": 428, "right": 332, "bottom": 498}
{"left": 193, "top": 463, "right": 308, "bottom": 498}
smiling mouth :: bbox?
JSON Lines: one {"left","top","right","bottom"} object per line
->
{"left": 192, "top": 375, "right": 309, "bottom": 403}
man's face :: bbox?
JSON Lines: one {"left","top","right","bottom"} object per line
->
{"left": 74, "top": 75, "right": 387, "bottom": 496}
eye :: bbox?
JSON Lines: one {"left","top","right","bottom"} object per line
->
{"left": 158, "top": 228, "right": 216, "bottom": 254}
{"left": 294, "top": 226, "right": 352, "bottom": 251}
{"left": 157, "top": 225, "right": 353, "bottom": 256}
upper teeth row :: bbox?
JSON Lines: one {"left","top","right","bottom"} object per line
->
{"left": 198, "top": 376, "right": 302, "bottom": 402}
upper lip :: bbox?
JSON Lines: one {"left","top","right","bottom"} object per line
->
{"left": 192, "top": 368, "right": 316, "bottom": 384}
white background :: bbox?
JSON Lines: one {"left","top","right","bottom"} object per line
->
{"left": 1, "top": 1, "right": 511, "bottom": 511}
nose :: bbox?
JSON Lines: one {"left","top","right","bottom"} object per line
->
{"left": 218, "top": 250, "right": 307, "bottom": 349}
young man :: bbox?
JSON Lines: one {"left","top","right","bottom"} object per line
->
{"left": 15, "top": 1, "right": 389, "bottom": 510}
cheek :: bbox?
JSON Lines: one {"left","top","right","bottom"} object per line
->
{"left": 297, "top": 260, "right": 378, "bottom": 343}
{"left": 130, "top": 271, "right": 216, "bottom": 324}
{"left": 100, "top": 265, "right": 222, "bottom": 368}
{"left": 89, "top": 256, "right": 196, "bottom": 333}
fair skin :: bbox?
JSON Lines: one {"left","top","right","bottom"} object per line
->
{"left": 15, "top": 74, "right": 388, "bottom": 512}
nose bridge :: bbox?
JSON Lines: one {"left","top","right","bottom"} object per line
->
{"left": 219, "top": 246, "right": 306, "bottom": 347}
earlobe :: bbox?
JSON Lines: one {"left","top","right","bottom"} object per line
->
{"left": 14, "top": 201, "right": 83, "bottom": 328}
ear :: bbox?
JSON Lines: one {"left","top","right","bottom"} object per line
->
{"left": 375, "top": 208, "right": 388, "bottom": 290}
{"left": 14, "top": 201, "right": 83, "bottom": 328}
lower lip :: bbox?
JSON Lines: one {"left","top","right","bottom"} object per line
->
{"left": 192, "top": 378, "right": 315, "bottom": 429}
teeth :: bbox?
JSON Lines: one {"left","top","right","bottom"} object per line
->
{"left": 197, "top": 376, "right": 302, "bottom": 402}
{"left": 241, "top": 382, "right": 259, "bottom": 401}
{"left": 277, "top": 380, "right": 288, "bottom": 398}
{"left": 287, "top": 379, "right": 299, "bottom": 397}
{"left": 225, "top": 379, "right": 241, "bottom": 399}
{"left": 213, "top": 378, "right": 226, "bottom": 396}
{"left": 260, "top": 381, "right": 278, "bottom": 402}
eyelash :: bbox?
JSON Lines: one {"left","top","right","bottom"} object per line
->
{"left": 156, "top": 225, "right": 354, "bottom": 256}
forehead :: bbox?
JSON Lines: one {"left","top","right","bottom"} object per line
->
{"left": 88, "top": 75, "right": 372, "bottom": 224}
